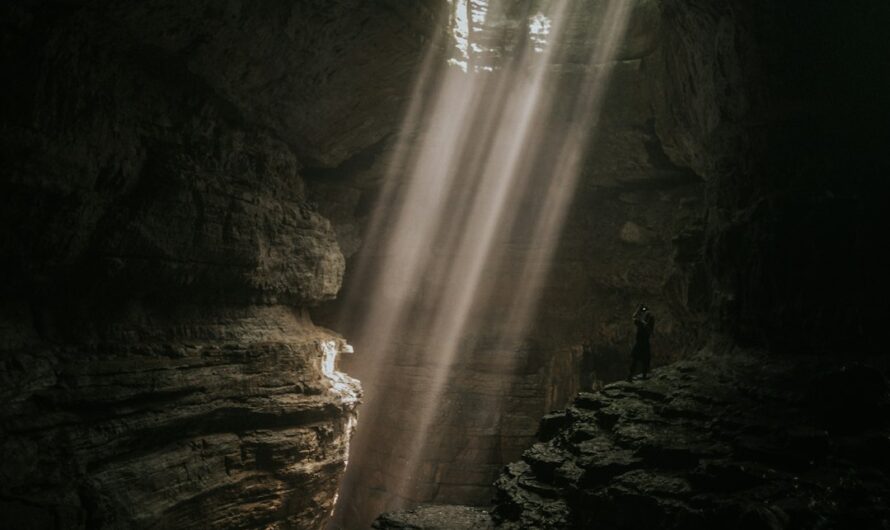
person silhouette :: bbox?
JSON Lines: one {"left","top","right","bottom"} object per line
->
{"left": 580, "top": 339, "right": 597, "bottom": 391}
{"left": 627, "top": 304, "right": 655, "bottom": 381}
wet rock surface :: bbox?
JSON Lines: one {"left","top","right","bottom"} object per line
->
{"left": 493, "top": 349, "right": 890, "bottom": 529}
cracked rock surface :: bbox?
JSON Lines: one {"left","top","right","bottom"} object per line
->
{"left": 374, "top": 348, "right": 890, "bottom": 529}
{"left": 493, "top": 349, "right": 890, "bottom": 529}
{"left": 0, "top": 306, "right": 360, "bottom": 530}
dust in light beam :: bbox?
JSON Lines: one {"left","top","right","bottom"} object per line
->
{"left": 330, "top": 0, "right": 636, "bottom": 524}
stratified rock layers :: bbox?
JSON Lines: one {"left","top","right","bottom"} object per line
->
{"left": 0, "top": 306, "right": 359, "bottom": 529}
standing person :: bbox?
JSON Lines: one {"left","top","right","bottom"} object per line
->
{"left": 580, "top": 339, "right": 597, "bottom": 391}
{"left": 627, "top": 304, "right": 655, "bottom": 381}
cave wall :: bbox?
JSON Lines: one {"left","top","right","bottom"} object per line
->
{"left": 491, "top": 3, "right": 890, "bottom": 525}
{"left": 648, "top": 0, "right": 887, "bottom": 355}
{"left": 0, "top": 1, "right": 436, "bottom": 528}
{"left": 376, "top": 0, "right": 889, "bottom": 527}
{"left": 309, "top": 1, "right": 711, "bottom": 525}
{"left": 3, "top": 0, "right": 881, "bottom": 528}
{"left": 314, "top": 0, "right": 888, "bottom": 524}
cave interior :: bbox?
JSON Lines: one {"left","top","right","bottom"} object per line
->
{"left": 1, "top": 0, "right": 887, "bottom": 529}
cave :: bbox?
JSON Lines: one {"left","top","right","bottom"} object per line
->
{"left": 1, "top": 0, "right": 886, "bottom": 529}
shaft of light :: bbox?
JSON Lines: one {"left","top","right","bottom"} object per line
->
{"left": 331, "top": 0, "right": 636, "bottom": 523}
{"left": 497, "top": 0, "right": 636, "bottom": 345}
{"left": 390, "top": 1, "right": 572, "bottom": 499}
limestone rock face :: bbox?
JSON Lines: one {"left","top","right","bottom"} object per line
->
{"left": 90, "top": 0, "right": 437, "bottom": 167}
{"left": 1, "top": 0, "right": 442, "bottom": 303}
{"left": 0, "top": 306, "right": 360, "bottom": 530}
{"left": 492, "top": 350, "right": 890, "bottom": 529}
{"left": 0, "top": 1, "right": 433, "bottom": 528}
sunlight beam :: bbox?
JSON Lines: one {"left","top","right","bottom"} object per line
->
{"left": 331, "top": 0, "right": 636, "bottom": 525}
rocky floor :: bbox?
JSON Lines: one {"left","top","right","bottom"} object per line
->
{"left": 377, "top": 348, "right": 890, "bottom": 529}
{"left": 373, "top": 505, "right": 493, "bottom": 530}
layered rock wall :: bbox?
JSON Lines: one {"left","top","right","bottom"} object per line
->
{"left": 0, "top": 1, "right": 435, "bottom": 528}
{"left": 1, "top": 305, "right": 359, "bottom": 529}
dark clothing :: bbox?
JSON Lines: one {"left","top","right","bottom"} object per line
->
{"left": 628, "top": 314, "right": 654, "bottom": 380}
{"left": 632, "top": 318, "right": 652, "bottom": 358}
{"left": 580, "top": 342, "right": 596, "bottom": 391}
{"left": 629, "top": 351, "right": 651, "bottom": 380}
